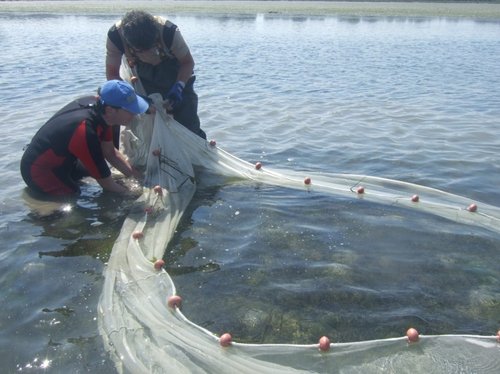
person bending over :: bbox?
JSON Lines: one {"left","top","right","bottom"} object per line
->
{"left": 21, "top": 80, "right": 149, "bottom": 196}
{"left": 106, "top": 9, "right": 206, "bottom": 143}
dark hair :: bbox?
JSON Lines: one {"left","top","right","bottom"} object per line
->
{"left": 122, "top": 10, "right": 158, "bottom": 51}
{"left": 94, "top": 99, "right": 107, "bottom": 115}
{"left": 95, "top": 86, "right": 120, "bottom": 115}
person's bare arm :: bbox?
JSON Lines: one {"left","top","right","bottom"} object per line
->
{"left": 96, "top": 175, "right": 129, "bottom": 194}
{"left": 175, "top": 50, "right": 195, "bottom": 84}
{"left": 106, "top": 64, "right": 121, "bottom": 81}
{"left": 106, "top": 37, "right": 123, "bottom": 80}
{"left": 101, "top": 140, "right": 142, "bottom": 179}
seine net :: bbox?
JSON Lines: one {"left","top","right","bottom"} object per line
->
{"left": 98, "top": 69, "right": 500, "bottom": 374}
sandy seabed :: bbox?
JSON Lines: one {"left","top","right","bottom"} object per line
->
{"left": 1, "top": 1, "right": 500, "bottom": 19}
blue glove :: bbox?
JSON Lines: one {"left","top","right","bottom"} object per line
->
{"left": 166, "top": 81, "right": 185, "bottom": 110}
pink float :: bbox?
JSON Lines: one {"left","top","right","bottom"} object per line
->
{"left": 467, "top": 203, "right": 478, "bottom": 212}
{"left": 318, "top": 336, "right": 331, "bottom": 352}
{"left": 154, "top": 259, "right": 165, "bottom": 270}
{"left": 167, "top": 295, "right": 182, "bottom": 309}
{"left": 406, "top": 328, "right": 419, "bottom": 343}
{"left": 132, "top": 231, "right": 143, "bottom": 239}
{"left": 219, "top": 333, "right": 232, "bottom": 347}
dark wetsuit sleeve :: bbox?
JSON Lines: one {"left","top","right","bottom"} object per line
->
{"left": 162, "top": 23, "right": 177, "bottom": 50}
{"left": 68, "top": 119, "right": 111, "bottom": 179}
{"left": 108, "top": 25, "right": 124, "bottom": 52}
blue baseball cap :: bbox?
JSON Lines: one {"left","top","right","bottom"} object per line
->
{"left": 99, "top": 80, "right": 149, "bottom": 114}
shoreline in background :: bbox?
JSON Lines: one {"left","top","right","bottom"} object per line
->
{"left": 1, "top": 1, "right": 500, "bottom": 19}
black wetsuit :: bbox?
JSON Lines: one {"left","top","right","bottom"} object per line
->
{"left": 21, "top": 96, "right": 113, "bottom": 195}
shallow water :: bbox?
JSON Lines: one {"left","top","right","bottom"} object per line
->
{"left": 1, "top": 11, "right": 500, "bottom": 373}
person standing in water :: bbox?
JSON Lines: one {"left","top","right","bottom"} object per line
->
{"left": 106, "top": 9, "right": 205, "bottom": 143}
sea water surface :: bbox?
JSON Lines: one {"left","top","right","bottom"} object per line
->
{"left": 1, "top": 10, "right": 500, "bottom": 373}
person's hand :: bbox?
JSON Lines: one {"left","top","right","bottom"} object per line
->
{"left": 121, "top": 187, "right": 143, "bottom": 199}
{"left": 138, "top": 94, "right": 155, "bottom": 115}
{"left": 130, "top": 168, "right": 143, "bottom": 180}
{"left": 164, "top": 81, "right": 185, "bottom": 112}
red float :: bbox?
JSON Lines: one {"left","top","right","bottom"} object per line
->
{"left": 219, "top": 333, "right": 232, "bottom": 347}
{"left": 406, "top": 327, "right": 419, "bottom": 343}
{"left": 153, "top": 185, "right": 163, "bottom": 195}
{"left": 467, "top": 203, "right": 478, "bottom": 212}
{"left": 132, "top": 231, "right": 143, "bottom": 240}
{"left": 167, "top": 295, "right": 182, "bottom": 309}
{"left": 318, "top": 336, "right": 331, "bottom": 352}
{"left": 154, "top": 259, "right": 165, "bottom": 270}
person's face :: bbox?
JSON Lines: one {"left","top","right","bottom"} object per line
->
{"left": 131, "top": 45, "right": 156, "bottom": 55}
{"left": 107, "top": 107, "right": 136, "bottom": 126}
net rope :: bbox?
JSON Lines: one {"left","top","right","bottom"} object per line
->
{"left": 98, "top": 67, "right": 500, "bottom": 373}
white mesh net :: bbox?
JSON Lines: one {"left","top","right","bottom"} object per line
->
{"left": 97, "top": 66, "right": 500, "bottom": 373}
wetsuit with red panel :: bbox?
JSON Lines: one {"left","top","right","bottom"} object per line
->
{"left": 21, "top": 96, "right": 113, "bottom": 196}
